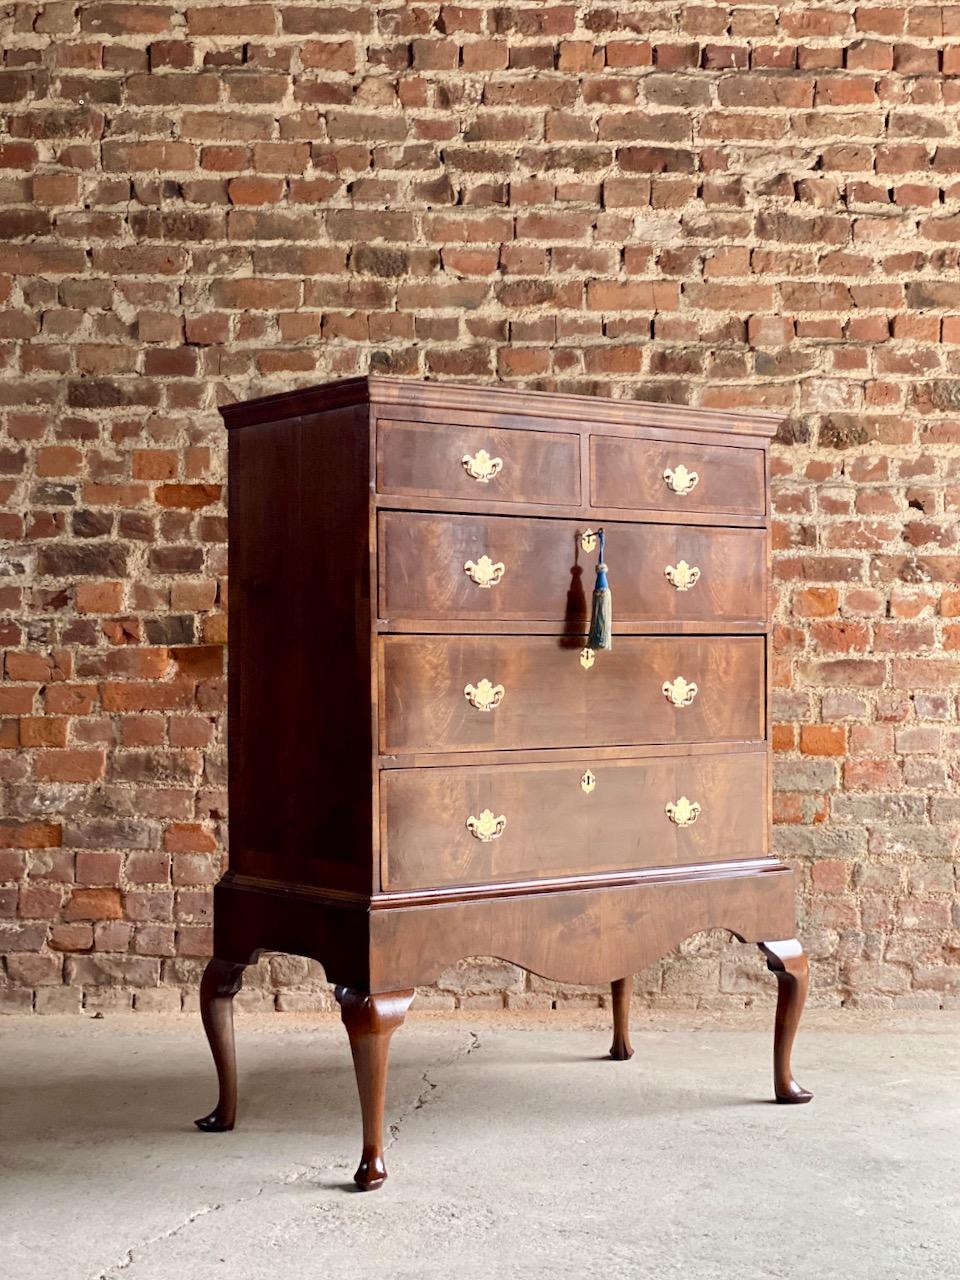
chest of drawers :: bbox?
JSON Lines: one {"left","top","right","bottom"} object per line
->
{"left": 196, "top": 377, "right": 812, "bottom": 1189}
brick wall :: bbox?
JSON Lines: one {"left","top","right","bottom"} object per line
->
{"left": 1, "top": 1, "right": 959, "bottom": 1014}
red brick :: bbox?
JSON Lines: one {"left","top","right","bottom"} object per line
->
{"left": 800, "top": 725, "right": 846, "bottom": 756}
{"left": 76, "top": 851, "right": 123, "bottom": 886}
{"left": 0, "top": 686, "right": 36, "bottom": 714}
{"left": 36, "top": 446, "right": 82, "bottom": 476}
{"left": 132, "top": 449, "right": 177, "bottom": 481}
{"left": 186, "top": 6, "right": 276, "bottom": 35}
{"left": 154, "top": 484, "right": 221, "bottom": 509}
{"left": 102, "top": 141, "right": 196, "bottom": 171}
{"left": 64, "top": 887, "right": 123, "bottom": 921}
{"left": 844, "top": 759, "right": 902, "bottom": 790}
{"left": 76, "top": 581, "right": 124, "bottom": 614}
{"left": 792, "top": 587, "right": 839, "bottom": 617}
{"left": 49, "top": 923, "right": 93, "bottom": 952}
{"left": 6, "top": 650, "right": 72, "bottom": 682}
{"left": 0, "top": 821, "right": 61, "bottom": 849}
{"left": 19, "top": 718, "right": 69, "bottom": 748}
{"left": 18, "top": 885, "right": 64, "bottom": 919}
{"left": 227, "top": 175, "right": 285, "bottom": 205}
{"left": 44, "top": 684, "right": 98, "bottom": 715}
{"left": 164, "top": 823, "right": 217, "bottom": 854}
{"left": 811, "top": 860, "right": 848, "bottom": 892}
{"left": 33, "top": 750, "right": 105, "bottom": 783}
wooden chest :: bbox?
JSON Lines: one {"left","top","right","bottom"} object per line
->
{"left": 196, "top": 377, "right": 812, "bottom": 1188}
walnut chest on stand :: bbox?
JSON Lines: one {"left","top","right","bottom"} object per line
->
{"left": 196, "top": 376, "right": 811, "bottom": 1189}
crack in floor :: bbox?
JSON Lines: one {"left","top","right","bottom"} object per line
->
{"left": 90, "top": 1201, "right": 231, "bottom": 1280}
{"left": 388, "top": 1028, "right": 481, "bottom": 1148}
{"left": 89, "top": 1027, "right": 482, "bottom": 1279}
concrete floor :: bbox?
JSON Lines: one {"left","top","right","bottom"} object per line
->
{"left": 2, "top": 1011, "right": 959, "bottom": 1280}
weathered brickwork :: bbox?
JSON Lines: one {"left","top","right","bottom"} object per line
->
{"left": 1, "top": 1, "right": 959, "bottom": 1014}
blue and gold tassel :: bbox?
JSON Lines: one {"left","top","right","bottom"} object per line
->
{"left": 587, "top": 527, "right": 612, "bottom": 651}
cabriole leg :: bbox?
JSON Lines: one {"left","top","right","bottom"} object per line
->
{"left": 195, "top": 957, "right": 246, "bottom": 1132}
{"left": 336, "top": 987, "right": 415, "bottom": 1190}
{"left": 759, "top": 940, "right": 813, "bottom": 1105}
{"left": 609, "top": 976, "right": 634, "bottom": 1060}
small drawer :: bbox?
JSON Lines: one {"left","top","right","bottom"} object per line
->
{"left": 381, "top": 749, "right": 768, "bottom": 890}
{"left": 377, "top": 417, "right": 580, "bottom": 506}
{"left": 378, "top": 511, "right": 766, "bottom": 625}
{"left": 379, "top": 635, "right": 764, "bottom": 755}
{"left": 591, "top": 434, "right": 765, "bottom": 517}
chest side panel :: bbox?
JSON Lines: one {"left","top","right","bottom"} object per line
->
{"left": 228, "top": 401, "right": 375, "bottom": 894}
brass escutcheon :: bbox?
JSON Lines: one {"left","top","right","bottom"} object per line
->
{"left": 665, "top": 560, "right": 701, "bottom": 592}
{"left": 464, "top": 678, "right": 505, "bottom": 712}
{"left": 580, "top": 528, "right": 598, "bottom": 553}
{"left": 665, "top": 796, "right": 701, "bottom": 827}
{"left": 465, "top": 809, "right": 506, "bottom": 842}
{"left": 662, "top": 675, "right": 698, "bottom": 707}
{"left": 464, "top": 555, "right": 505, "bottom": 588}
{"left": 579, "top": 647, "right": 595, "bottom": 669}
{"left": 663, "top": 463, "right": 699, "bottom": 496}
{"left": 462, "top": 449, "right": 503, "bottom": 483}
{"left": 580, "top": 768, "right": 596, "bottom": 795}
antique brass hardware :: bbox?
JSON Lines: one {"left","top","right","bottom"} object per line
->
{"left": 579, "top": 647, "right": 595, "bottom": 670}
{"left": 580, "top": 769, "right": 596, "bottom": 795}
{"left": 662, "top": 675, "right": 698, "bottom": 707}
{"left": 462, "top": 449, "right": 503, "bottom": 483}
{"left": 665, "top": 796, "right": 701, "bottom": 827}
{"left": 665, "top": 560, "right": 701, "bottom": 592}
{"left": 580, "top": 529, "right": 598, "bottom": 553}
{"left": 464, "top": 555, "right": 505, "bottom": 588}
{"left": 466, "top": 809, "right": 506, "bottom": 842}
{"left": 663, "top": 463, "right": 699, "bottom": 496}
{"left": 463, "top": 678, "right": 505, "bottom": 712}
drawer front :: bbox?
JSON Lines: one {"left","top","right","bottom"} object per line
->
{"left": 382, "top": 750, "right": 768, "bottom": 890}
{"left": 377, "top": 418, "right": 580, "bottom": 506}
{"left": 378, "top": 512, "right": 766, "bottom": 625}
{"left": 380, "top": 635, "right": 764, "bottom": 755}
{"left": 591, "top": 435, "right": 765, "bottom": 516}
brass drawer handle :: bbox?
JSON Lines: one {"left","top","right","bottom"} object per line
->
{"left": 466, "top": 809, "right": 506, "bottom": 842}
{"left": 464, "top": 678, "right": 504, "bottom": 711}
{"left": 662, "top": 675, "right": 698, "bottom": 707}
{"left": 462, "top": 449, "right": 503, "bottom": 483}
{"left": 666, "top": 796, "right": 701, "bottom": 827}
{"left": 663, "top": 463, "right": 699, "bottom": 496}
{"left": 464, "top": 555, "right": 505, "bottom": 588}
{"left": 665, "top": 560, "right": 700, "bottom": 592}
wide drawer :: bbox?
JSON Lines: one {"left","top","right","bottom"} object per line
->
{"left": 377, "top": 418, "right": 580, "bottom": 506}
{"left": 378, "top": 512, "right": 766, "bottom": 625}
{"left": 379, "top": 635, "right": 764, "bottom": 755}
{"left": 381, "top": 749, "right": 768, "bottom": 891}
{"left": 591, "top": 434, "right": 765, "bottom": 516}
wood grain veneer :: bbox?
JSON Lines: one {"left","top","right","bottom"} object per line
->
{"left": 377, "top": 418, "right": 580, "bottom": 506}
{"left": 591, "top": 433, "right": 766, "bottom": 515}
{"left": 378, "top": 511, "right": 766, "bottom": 626}
{"left": 378, "top": 634, "right": 764, "bottom": 755}
{"left": 381, "top": 749, "right": 768, "bottom": 891}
